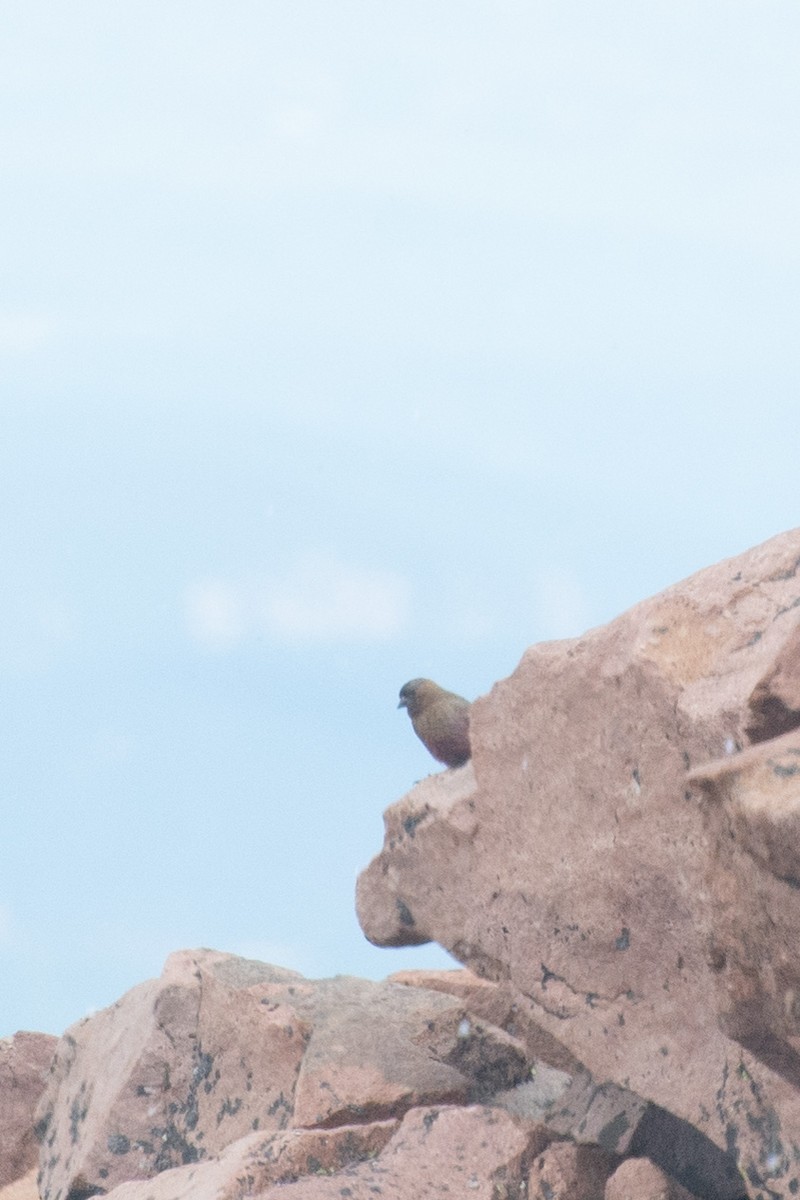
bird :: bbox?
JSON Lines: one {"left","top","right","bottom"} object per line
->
{"left": 398, "top": 678, "right": 471, "bottom": 768}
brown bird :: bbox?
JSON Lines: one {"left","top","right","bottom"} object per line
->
{"left": 398, "top": 678, "right": 471, "bottom": 768}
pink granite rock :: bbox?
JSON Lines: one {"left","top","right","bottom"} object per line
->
{"left": 357, "top": 528, "right": 800, "bottom": 1195}
{"left": 0, "top": 1170, "right": 38, "bottom": 1200}
{"left": 388, "top": 967, "right": 581, "bottom": 1073}
{"left": 0, "top": 1031, "right": 56, "bottom": 1188}
{"left": 529, "top": 1139, "right": 617, "bottom": 1200}
{"left": 36, "top": 952, "right": 311, "bottom": 1199}
{"left": 253, "top": 1104, "right": 550, "bottom": 1200}
{"left": 605, "top": 1157, "right": 696, "bottom": 1200}
{"left": 264, "top": 972, "right": 528, "bottom": 1128}
{"left": 690, "top": 731, "right": 800, "bottom": 1066}
{"left": 98, "top": 1120, "right": 399, "bottom": 1200}
{"left": 37, "top": 950, "right": 529, "bottom": 1200}
{"left": 746, "top": 620, "right": 800, "bottom": 743}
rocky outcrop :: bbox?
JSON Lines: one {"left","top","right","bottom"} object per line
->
{"left": 0, "top": 1033, "right": 57, "bottom": 1189}
{"left": 9, "top": 529, "right": 800, "bottom": 1199}
{"left": 35, "top": 949, "right": 533, "bottom": 1200}
{"left": 26, "top": 946, "right": 692, "bottom": 1200}
{"left": 358, "top": 527, "right": 800, "bottom": 1196}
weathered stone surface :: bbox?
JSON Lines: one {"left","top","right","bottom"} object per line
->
{"left": 746, "top": 621, "right": 800, "bottom": 743}
{"left": 357, "top": 528, "right": 800, "bottom": 1194}
{"left": 605, "top": 1156, "right": 696, "bottom": 1200}
{"left": 529, "top": 1139, "right": 617, "bottom": 1200}
{"left": 253, "top": 1104, "right": 550, "bottom": 1199}
{"left": 0, "top": 1169, "right": 38, "bottom": 1200}
{"left": 496, "top": 1068, "right": 645, "bottom": 1155}
{"left": 264, "top": 973, "right": 529, "bottom": 1127}
{"left": 0, "top": 1031, "right": 56, "bottom": 1188}
{"left": 690, "top": 732, "right": 800, "bottom": 1074}
{"left": 388, "top": 967, "right": 581, "bottom": 1072}
{"left": 36, "top": 951, "right": 312, "bottom": 1200}
{"left": 37, "top": 950, "right": 529, "bottom": 1200}
{"left": 99, "top": 1120, "right": 398, "bottom": 1200}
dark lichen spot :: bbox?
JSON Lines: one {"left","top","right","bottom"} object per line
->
{"left": 107, "top": 1134, "right": 131, "bottom": 1155}
{"left": 65, "top": 1180, "right": 105, "bottom": 1200}
{"left": 150, "top": 1123, "right": 201, "bottom": 1171}
{"left": 402, "top": 810, "right": 427, "bottom": 838}
{"left": 423, "top": 1109, "right": 439, "bottom": 1131}
{"left": 34, "top": 1113, "right": 51, "bottom": 1144}
{"left": 615, "top": 927, "right": 630, "bottom": 951}
{"left": 217, "top": 1097, "right": 242, "bottom": 1124}
{"left": 193, "top": 1053, "right": 213, "bottom": 1084}
{"left": 396, "top": 899, "right": 415, "bottom": 927}
{"left": 69, "top": 1098, "right": 89, "bottom": 1145}
{"left": 709, "top": 948, "right": 727, "bottom": 972}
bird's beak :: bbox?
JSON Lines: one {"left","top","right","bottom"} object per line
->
{"left": 397, "top": 698, "right": 407, "bottom": 709}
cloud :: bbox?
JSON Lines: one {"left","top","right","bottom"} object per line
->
{"left": 262, "top": 552, "right": 410, "bottom": 642}
{"left": 533, "top": 566, "right": 592, "bottom": 640}
{"left": 184, "top": 579, "right": 244, "bottom": 650}
{"left": 184, "top": 555, "right": 410, "bottom": 649}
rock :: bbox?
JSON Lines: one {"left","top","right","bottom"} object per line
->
{"left": 690, "top": 731, "right": 800, "bottom": 1073}
{"left": 98, "top": 1120, "right": 399, "bottom": 1200}
{"left": 495, "top": 1067, "right": 646, "bottom": 1155}
{"left": 37, "top": 951, "right": 310, "bottom": 1200}
{"left": 746, "top": 620, "right": 800, "bottom": 743}
{"left": 265, "top": 972, "right": 529, "bottom": 1127}
{"left": 605, "top": 1157, "right": 696, "bottom": 1200}
{"left": 250, "top": 1104, "right": 551, "bottom": 1200}
{"left": 0, "top": 1031, "right": 56, "bottom": 1188}
{"left": 529, "top": 1139, "right": 617, "bottom": 1200}
{"left": 37, "top": 950, "right": 529, "bottom": 1200}
{"left": 357, "top": 528, "right": 800, "bottom": 1195}
{"left": 390, "top": 968, "right": 646, "bottom": 1155}
{"left": 388, "top": 967, "right": 582, "bottom": 1072}
{"left": 0, "top": 1170, "right": 39, "bottom": 1200}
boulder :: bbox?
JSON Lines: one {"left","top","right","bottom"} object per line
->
{"left": 605, "top": 1156, "right": 696, "bottom": 1200}
{"left": 95, "top": 1120, "right": 399, "bottom": 1200}
{"left": 690, "top": 731, "right": 800, "bottom": 1074}
{"left": 357, "top": 528, "right": 800, "bottom": 1195}
{"left": 0, "top": 1170, "right": 38, "bottom": 1200}
{"left": 0, "top": 1031, "right": 56, "bottom": 1188}
{"left": 246, "top": 1104, "right": 551, "bottom": 1200}
{"left": 36, "top": 949, "right": 529, "bottom": 1200}
{"left": 528, "top": 1139, "right": 617, "bottom": 1200}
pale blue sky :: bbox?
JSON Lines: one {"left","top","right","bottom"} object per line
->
{"left": 2, "top": 1, "right": 799, "bottom": 1037}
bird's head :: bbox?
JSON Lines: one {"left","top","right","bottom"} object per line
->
{"left": 398, "top": 678, "right": 440, "bottom": 717}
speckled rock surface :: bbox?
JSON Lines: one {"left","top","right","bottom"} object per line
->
{"left": 605, "top": 1156, "right": 696, "bottom": 1200}
{"left": 36, "top": 950, "right": 529, "bottom": 1200}
{"left": 0, "top": 1031, "right": 56, "bottom": 1188}
{"left": 357, "top": 528, "right": 800, "bottom": 1196}
{"left": 249, "top": 1105, "right": 551, "bottom": 1200}
{"left": 97, "top": 1120, "right": 399, "bottom": 1200}
{"left": 529, "top": 1138, "right": 617, "bottom": 1200}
